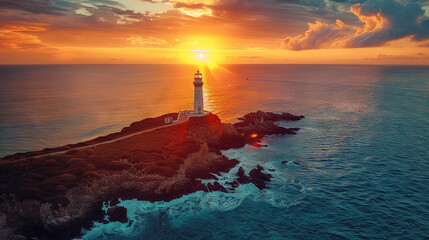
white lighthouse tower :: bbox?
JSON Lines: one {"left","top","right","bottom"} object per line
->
{"left": 193, "top": 69, "right": 205, "bottom": 116}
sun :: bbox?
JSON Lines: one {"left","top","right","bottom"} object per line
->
{"left": 179, "top": 50, "right": 226, "bottom": 73}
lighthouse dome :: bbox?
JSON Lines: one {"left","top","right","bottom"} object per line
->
{"left": 194, "top": 70, "right": 202, "bottom": 79}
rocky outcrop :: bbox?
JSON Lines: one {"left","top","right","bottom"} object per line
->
{"left": 228, "top": 166, "right": 273, "bottom": 190}
{"left": 0, "top": 110, "right": 303, "bottom": 239}
{"left": 107, "top": 206, "right": 128, "bottom": 223}
{"left": 249, "top": 165, "right": 273, "bottom": 190}
{"left": 238, "top": 110, "right": 304, "bottom": 122}
{"left": 217, "top": 110, "right": 303, "bottom": 150}
{"left": 236, "top": 167, "right": 251, "bottom": 184}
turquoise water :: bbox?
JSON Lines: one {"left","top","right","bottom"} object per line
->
{"left": 0, "top": 65, "right": 428, "bottom": 239}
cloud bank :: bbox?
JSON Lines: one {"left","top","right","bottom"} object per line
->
{"left": 0, "top": 0, "right": 428, "bottom": 64}
{"left": 282, "top": 0, "right": 429, "bottom": 50}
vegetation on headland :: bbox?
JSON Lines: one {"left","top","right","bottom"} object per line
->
{"left": 0, "top": 110, "right": 303, "bottom": 239}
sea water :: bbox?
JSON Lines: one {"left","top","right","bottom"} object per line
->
{"left": 0, "top": 64, "right": 428, "bottom": 239}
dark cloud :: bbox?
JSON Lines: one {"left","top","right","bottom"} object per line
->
{"left": 196, "top": 0, "right": 341, "bottom": 36}
{"left": 282, "top": 0, "right": 429, "bottom": 50}
{"left": 84, "top": 0, "right": 123, "bottom": 6}
{"left": 110, "top": 7, "right": 147, "bottom": 19}
{"left": 412, "top": 19, "right": 429, "bottom": 41}
{"left": 0, "top": 0, "right": 68, "bottom": 15}
{"left": 348, "top": 0, "right": 427, "bottom": 47}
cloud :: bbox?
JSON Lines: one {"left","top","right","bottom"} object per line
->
{"left": 1, "top": 0, "right": 428, "bottom": 56}
{"left": 0, "top": 0, "right": 361, "bottom": 51}
{"left": 363, "top": 53, "right": 429, "bottom": 60}
{"left": 0, "top": 0, "right": 68, "bottom": 15}
{"left": 126, "top": 36, "right": 168, "bottom": 47}
{"left": 347, "top": 0, "right": 426, "bottom": 47}
{"left": 282, "top": 20, "right": 352, "bottom": 50}
{"left": 75, "top": 8, "right": 92, "bottom": 16}
{"left": 0, "top": 25, "right": 49, "bottom": 50}
{"left": 413, "top": 19, "right": 429, "bottom": 41}
{"left": 162, "top": 0, "right": 355, "bottom": 37}
{"left": 282, "top": 0, "right": 429, "bottom": 50}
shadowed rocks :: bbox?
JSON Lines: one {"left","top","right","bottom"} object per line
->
{"left": 231, "top": 166, "right": 273, "bottom": 190}
{"left": 107, "top": 206, "right": 128, "bottom": 223}
{"left": 249, "top": 165, "right": 273, "bottom": 190}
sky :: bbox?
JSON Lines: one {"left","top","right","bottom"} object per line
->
{"left": 1, "top": 0, "right": 429, "bottom": 64}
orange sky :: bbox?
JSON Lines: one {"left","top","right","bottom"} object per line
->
{"left": 1, "top": 0, "right": 429, "bottom": 65}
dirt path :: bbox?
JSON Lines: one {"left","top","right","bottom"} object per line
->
{"left": 28, "top": 112, "right": 191, "bottom": 159}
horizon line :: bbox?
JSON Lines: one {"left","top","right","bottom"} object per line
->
{"left": 1, "top": 63, "right": 429, "bottom": 67}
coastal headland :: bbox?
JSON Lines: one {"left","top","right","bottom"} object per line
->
{"left": 0, "top": 110, "right": 303, "bottom": 239}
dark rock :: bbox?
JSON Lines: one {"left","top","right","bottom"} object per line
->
{"left": 281, "top": 161, "right": 288, "bottom": 164}
{"left": 207, "top": 157, "right": 239, "bottom": 176}
{"left": 239, "top": 110, "right": 303, "bottom": 124}
{"left": 185, "top": 167, "right": 218, "bottom": 180}
{"left": 185, "top": 156, "right": 237, "bottom": 180}
{"left": 110, "top": 198, "right": 120, "bottom": 206}
{"left": 107, "top": 206, "right": 128, "bottom": 223}
{"left": 206, "top": 182, "right": 227, "bottom": 192}
{"left": 249, "top": 165, "right": 273, "bottom": 190}
{"left": 217, "top": 132, "right": 245, "bottom": 150}
{"left": 293, "top": 161, "right": 301, "bottom": 166}
{"left": 236, "top": 167, "right": 250, "bottom": 184}
{"left": 225, "top": 181, "right": 239, "bottom": 188}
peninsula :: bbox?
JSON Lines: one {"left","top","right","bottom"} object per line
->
{"left": 0, "top": 70, "right": 304, "bottom": 240}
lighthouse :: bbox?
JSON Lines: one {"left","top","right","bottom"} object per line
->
{"left": 193, "top": 69, "right": 204, "bottom": 116}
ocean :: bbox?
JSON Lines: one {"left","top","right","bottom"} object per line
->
{"left": 0, "top": 64, "right": 428, "bottom": 239}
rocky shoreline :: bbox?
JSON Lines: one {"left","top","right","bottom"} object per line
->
{"left": 0, "top": 110, "right": 303, "bottom": 240}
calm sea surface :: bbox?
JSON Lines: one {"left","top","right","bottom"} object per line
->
{"left": 0, "top": 64, "right": 428, "bottom": 239}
